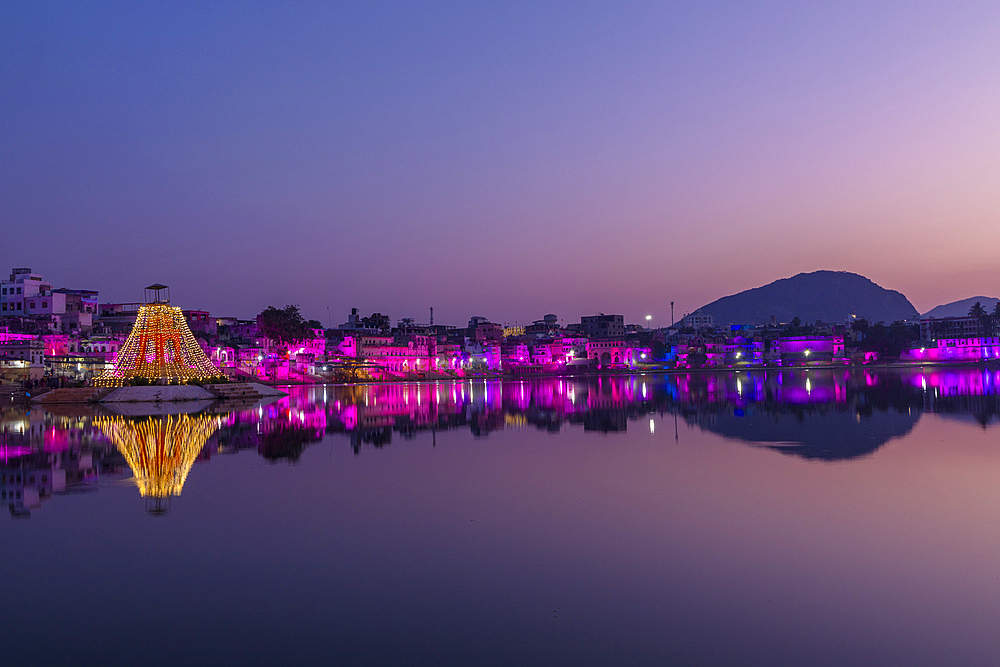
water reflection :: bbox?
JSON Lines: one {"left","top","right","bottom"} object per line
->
{"left": 2, "top": 367, "right": 1000, "bottom": 517}
{"left": 95, "top": 414, "right": 219, "bottom": 513}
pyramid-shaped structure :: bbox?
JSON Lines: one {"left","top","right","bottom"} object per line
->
{"left": 95, "top": 413, "right": 218, "bottom": 499}
{"left": 94, "top": 285, "right": 221, "bottom": 387}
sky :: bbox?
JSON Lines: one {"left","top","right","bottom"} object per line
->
{"left": 2, "top": 1, "right": 999, "bottom": 326}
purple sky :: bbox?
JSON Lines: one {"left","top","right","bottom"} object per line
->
{"left": 2, "top": 2, "right": 999, "bottom": 326}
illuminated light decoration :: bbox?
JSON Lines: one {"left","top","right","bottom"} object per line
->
{"left": 503, "top": 326, "right": 525, "bottom": 338}
{"left": 95, "top": 413, "right": 217, "bottom": 501}
{"left": 93, "top": 302, "right": 222, "bottom": 387}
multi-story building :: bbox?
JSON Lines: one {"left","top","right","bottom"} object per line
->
{"left": 97, "top": 302, "right": 142, "bottom": 332}
{"left": 581, "top": 314, "right": 624, "bottom": 339}
{"left": 902, "top": 336, "right": 1000, "bottom": 363}
{"left": 0, "top": 339, "right": 44, "bottom": 380}
{"left": 0, "top": 269, "right": 98, "bottom": 332}
{"left": 0, "top": 268, "right": 49, "bottom": 316}
{"left": 183, "top": 310, "right": 217, "bottom": 335}
{"left": 468, "top": 317, "right": 503, "bottom": 343}
{"left": 683, "top": 313, "right": 715, "bottom": 330}
{"left": 920, "top": 316, "right": 982, "bottom": 342}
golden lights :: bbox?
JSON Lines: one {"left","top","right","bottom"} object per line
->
{"left": 95, "top": 413, "right": 218, "bottom": 498}
{"left": 94, "top": 303, "right": 222, "bottom": 387}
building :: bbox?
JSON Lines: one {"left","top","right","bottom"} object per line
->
{"left": 920, "top": 316, "right": 982, "bottom": 342}
{"left": 182, "top": 310, "right": 217, "bottom": 335}
{"left": 581, "top": 314, "right": 624, "bottom": 339}
{"left": 683, "top": 313, "right": 715, "bottom": 330}
{"left": 0, "top": 269, "right": 97, "bottom": 331}
{"left": 772, "top": 335, "right": 846, "bottom": 365}
{"left": 902, "top": 336, "right": 1000, "bottom": 363}
{"left": 468, "top": 317, "right": 503, "bottom": 343}
{"left": 0, "top": 338, "right": 45, "bottom": 380}
{"left": 0, "top": 268, "right": 49, "bottom": 316}
{"left": 97, "top": 302, "right": 142, "bottom": 332}
{"left": 585, "top": 340, "right": 646, "bottom": 368}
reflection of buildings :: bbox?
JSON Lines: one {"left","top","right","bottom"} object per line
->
{"left": 8, "top": 367, "right": 1000, "bottom": 518}
{"left": 94, "top": 414, "right": 218, "bottom": 507}
{"left": 1, "top": 405, "right": 121, "bottom": 516}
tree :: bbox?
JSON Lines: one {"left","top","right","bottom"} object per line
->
{"left": 969, "top": 301, "right": 991, "bottom": 337}
{"left": 257, "top": 305, "right": 310, "bottom": 345}
{"left": 858, "top": 320, "right": 919, "bottom": 360}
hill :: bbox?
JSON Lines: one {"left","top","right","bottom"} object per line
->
{"left": 921, "top": 296, "right": 999, "bottom": 319}
{"left": 687, "top": 270, "right": 918, "bottom": 326}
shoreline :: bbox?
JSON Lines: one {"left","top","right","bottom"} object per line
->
{"left": 255, "top": 359, "right": 999, "bottom": 389}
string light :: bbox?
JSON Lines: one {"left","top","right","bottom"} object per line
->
{"left": 95, "top": 413, "right": 218, "bottom": 498}
{"left": 94, "top": 303, "right": 223, "bottom": 387}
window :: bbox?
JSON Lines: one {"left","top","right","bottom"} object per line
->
{"left": 42, "top": 301, "right": 47, "bottom": 308}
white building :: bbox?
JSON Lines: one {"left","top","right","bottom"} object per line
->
{"left": 683, "top": 313, "right": 715, "bottom": 330}
{"left": 1, "top": 268, "right": 50, "bottom": 316}
{"left": 0, "top": 268, "right": 98, "bottom": 331}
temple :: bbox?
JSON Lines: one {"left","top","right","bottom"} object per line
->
{"left": 93, "top": 284, "right": 222, "bottom": 387}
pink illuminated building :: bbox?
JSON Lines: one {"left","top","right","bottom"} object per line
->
{"left": 771, "top": 336, "right": 846, "bottom": 365}
{"left": 585, "top": 340, "right": 650, "bottom": 368}
{"left": 901, "top": 337, "right": 1000, "bottom": 363}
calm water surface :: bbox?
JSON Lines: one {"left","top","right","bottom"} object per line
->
{"left": 3, "top": 368, "right": 1000, "bottom": 665}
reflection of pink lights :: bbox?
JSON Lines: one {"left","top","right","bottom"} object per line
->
{"left": 1, "top": 445, "right": 32, "bottom": 459}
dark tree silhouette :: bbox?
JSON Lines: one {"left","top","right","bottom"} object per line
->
{"left": 257, "top": 305, "right": 310, "bottom": 345}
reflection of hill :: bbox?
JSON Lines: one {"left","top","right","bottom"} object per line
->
{"left": 12, "top": 367, "right": 1000, "bottom": 520}
{"left": 925, "top": 394, "right": 1000, "bottom": 428}
{"left": 703, "top": 408, "right": 919, "bottom": 461}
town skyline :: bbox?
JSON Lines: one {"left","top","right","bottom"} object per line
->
{"left": 4, "top": 3, "right": 1000, "bottom": 324}
{"left": 0, "top": 260, "right": 993, "bottom": 328}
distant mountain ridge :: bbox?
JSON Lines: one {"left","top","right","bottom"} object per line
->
{"left": 921, "top": 296, "right": 999, "bottom": 319}
{"left": 688, "top": 270, "right": 918, "bottom": 326}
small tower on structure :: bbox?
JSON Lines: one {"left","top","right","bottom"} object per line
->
{"left": 94, "top": 284, "right": 222, "bottom": 387}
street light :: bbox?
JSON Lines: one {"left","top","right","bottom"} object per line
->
{"left": 645, "top": 314, "right": 652, "bottom": 331}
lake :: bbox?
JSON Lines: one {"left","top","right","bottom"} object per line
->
{"left": 3, "top": 368, "right": 1000, "bottom": 665}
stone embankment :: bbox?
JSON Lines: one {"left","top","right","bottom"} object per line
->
{"left": 31, "top": 382, "right": 287, "bottom": 404}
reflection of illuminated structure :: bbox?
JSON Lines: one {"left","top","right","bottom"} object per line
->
{"left": 95, "top": 414, "right": 217, "bottom": 508}
{"left": 93, "top": 285, "right": 221, "bottom": 387}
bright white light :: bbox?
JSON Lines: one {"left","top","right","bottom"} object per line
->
{"left": 649, "top": 418, "right": 655, "bottom": 434}
{"left": 645, "top": 315, "right": 652, "bottom": 321}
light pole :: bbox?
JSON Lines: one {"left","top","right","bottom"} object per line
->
{"left": 645, "top": 314, "right": 652, "bottom": 331}
{"left": 670, "top": 301, "right": 675, "bottom": 327}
